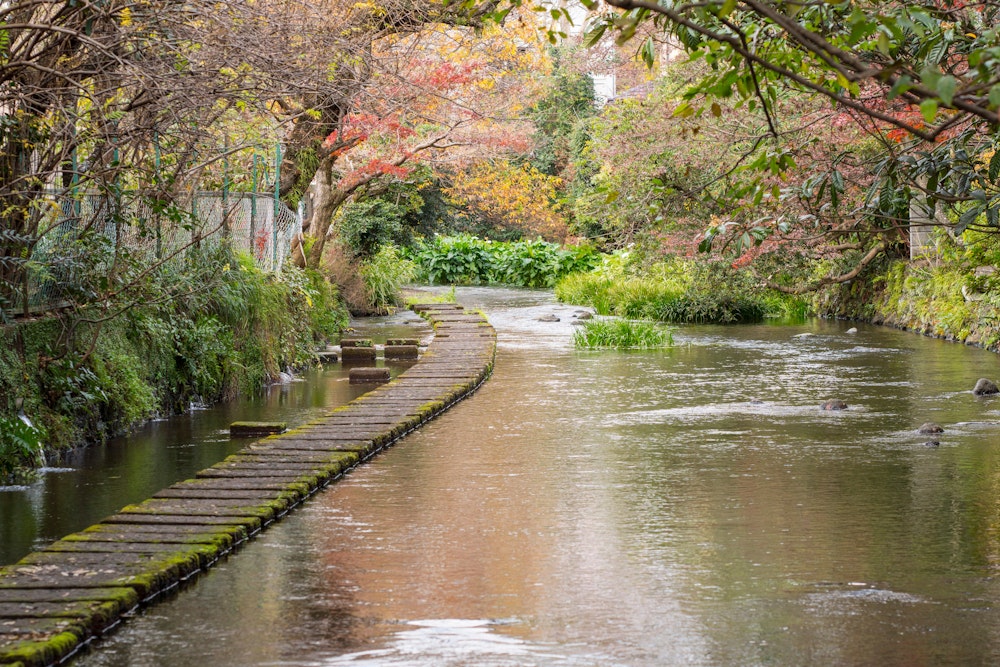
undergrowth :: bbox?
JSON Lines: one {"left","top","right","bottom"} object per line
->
{"left": 0, "top": 245, "right": 348, "bottom": 480}
{"left": 407, "top": 235, "right": 599, "bottom": 288}
{"left": 556, "top": 254, "right": 806, "bottom": 324}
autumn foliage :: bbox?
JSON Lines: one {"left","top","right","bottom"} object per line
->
{"left": 445, "top": 161, "right": 568, "bottom": 242}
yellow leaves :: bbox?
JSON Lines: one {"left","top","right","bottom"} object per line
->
{"left": 352, "top": 1, "right": 386, "bottom": 17}
{"left": 445, "top": 160, "right": 567, "bottom": 241}
{"left": 977, "top": 148, "right": 996, "bottom": 177}
{"left": 119, "top": 6, "right": 132, "bottom": 27}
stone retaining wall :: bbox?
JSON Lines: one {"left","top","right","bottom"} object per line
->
{"left": 0, "top": 303, "right": 495, "bottom": 667}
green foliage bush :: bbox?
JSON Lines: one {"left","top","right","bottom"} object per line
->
{"left": 360, "top": 245, "right": 416, "bottom": 314}
{"left": 556, "top": 255, "right": 805, "bottom": 324}
{"left": 0, "top": 416, "right": 46, "bottom": 482}
{"left": 407, "top": 235, "right": 599, "bottom": 288}
{"left": 339, "top": 199, "right": 408, "bottom": 259}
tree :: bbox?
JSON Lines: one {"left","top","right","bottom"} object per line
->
{"left": 445, "top": 160, "right": 568, "bottom": 240}
{"left": 529, "top": 48, "right": 597, "bottom": 176}
{"left": 272, "top": 2, "right": 545, "bottom": 269}
{"left": 459, "top": 0, "right": 1000, "bottom": 289}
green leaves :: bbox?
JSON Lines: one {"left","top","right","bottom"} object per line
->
{"left": 919, "top": 99, "right": 938, "bottom": 124}
{"left": 935, "top": 75, "right": 958, "bottom": 107}
{"left": 990, "top": 150, "right": 1000, "bottom": 184}
{"left": 409, "top": 235, "right": 599, "bottom": 288}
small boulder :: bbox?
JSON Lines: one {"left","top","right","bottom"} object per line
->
{"left": 575, "top": 311, "right": 594, "bottom": 320}
{"left": 924, "top": 440, "right": 941, "bottom": 448}
{"left": 821, "top": 399, "right": 848, "bottom": 411}
{"left": 846, "top": 327, "right": 858, "bottom": 334}
{"left": 793, "top": 333, "right": 814, "bottom": 338}
{"left": 918, "top": 422, "right": 944, "bottom": 434}
{"left": 973, "top": 378, "right": 999, "bottom": 395}
{"left": 537, "top": 314, "right": 561, "bottom": 322}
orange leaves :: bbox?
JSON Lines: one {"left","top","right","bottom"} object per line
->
{"left": 339, "top": 159, "right": 412, "bottom": 190}
{"left": 409, "top": 61, "right": 484, "bottom": 91}
{"left": 324, "top": 113, "right": 416, "bottom": 152}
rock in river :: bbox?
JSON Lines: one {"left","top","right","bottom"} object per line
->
{"left": 973, "top": 378, "right": 999, "bottom": 395}
{"left": 821, "top": 399, "right": 848, "bottom": 410}
{"left": 918, "top": 423, "right": 944, "bottom": 434}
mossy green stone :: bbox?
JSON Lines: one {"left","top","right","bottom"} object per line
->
{"left": 229, "top": 421, "right": 287, "bottom": 437}
{"left": 0, "top": 630, "right": 80, "bottom": 667}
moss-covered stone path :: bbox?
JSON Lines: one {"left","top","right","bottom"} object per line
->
{"left": 0, "top": 303, "right": 495, "bottom": 667}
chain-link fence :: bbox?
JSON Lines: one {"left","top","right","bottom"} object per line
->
{"left": 9, "top": 191, "right": 301, "bottom": 317}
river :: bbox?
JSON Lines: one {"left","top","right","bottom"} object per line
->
{"left": 61, "top": 287, "right": 1000, "bottom": 665}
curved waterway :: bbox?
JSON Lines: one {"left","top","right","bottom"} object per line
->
{"left": 0, "top": 312, "right": 431, "bottom": 566}
{"left": 74, "top": 287, "right": 1000, "bottom": 666}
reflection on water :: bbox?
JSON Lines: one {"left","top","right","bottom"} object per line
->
{"left": 0, "top": 311, "right": 431, "bottom": 565}
{"left": 75, "top": 288, "right": 1000, "bottom": 666}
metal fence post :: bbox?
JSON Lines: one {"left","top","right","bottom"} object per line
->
{"left": 273, "top": 143, "right": 281, "bottom": 272}
{"left": 222, "top": 142, "right": 230, "bottom": 239}
{"left": 154, "top": 134, "right": 162, "bottom": 259}
{"left": 251, "top": 151, "right": 258, "bottom": 260}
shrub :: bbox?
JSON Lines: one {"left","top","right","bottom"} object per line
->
{"left": 0, "top": 244, "right": 350, "bottom": 466}
{"left": 360, "top": 245, "right": 416, "bottom": 314}
{"left": 408, "top": 235, "right": 599, "bottom": 288}
{"left": 556, "top": 257, "right": 805, "bottom": 324}
{"left": 0, "top": 416, "right": 46, "bottom": 481}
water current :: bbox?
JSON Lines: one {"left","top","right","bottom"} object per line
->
{"left": 37, "top": 288, "right": 1000, "bottom": 664}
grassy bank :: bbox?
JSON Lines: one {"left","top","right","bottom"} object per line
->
{"left": 556, "top": 254, "right": 808, "bottom": 324}
{"left": 0, "top": 247, "right": 348, "bottom": 481}
{"left": 817, "top": 255, "right": 1000, "bottom": 351}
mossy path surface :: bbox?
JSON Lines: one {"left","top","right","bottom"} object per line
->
{"left": 0, "top": 303, "right": 495, "bottom": 667}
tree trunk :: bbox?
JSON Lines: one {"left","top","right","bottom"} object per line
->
{"left": 290, "top": 156, "right": 351, "bottom": 269}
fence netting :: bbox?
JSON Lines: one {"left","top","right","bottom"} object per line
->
{"left": 9, "top": 191, "right": 301, "bottom": 317}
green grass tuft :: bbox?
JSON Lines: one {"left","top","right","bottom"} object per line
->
{"left": 573, "top": 318, "right": 673, "bottom": 349}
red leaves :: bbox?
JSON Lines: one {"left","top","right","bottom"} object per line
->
{"left": 323, "top": 112, "right": 416, "bottom": 153}
{"left": 409, "top": 61, "right": 483, "bottom": 90}
{"left": 339, "top": 159, "right": 412, "bottom": 190}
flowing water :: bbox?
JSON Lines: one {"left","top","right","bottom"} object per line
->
{"left": 60, "top": 288, "right": 1000, "bottom": 665}
{"left": 0, "top": 312, "right": 431, "bottom": 566}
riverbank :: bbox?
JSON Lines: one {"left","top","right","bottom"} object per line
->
{"left": 816, "top": 257, "right": 1000, "bottom": 353}
{"left": 0, "top": 302, "right": 495, "bottom": 667}
{"left": 0, "top": 250, "right": 348, "bottom": 483}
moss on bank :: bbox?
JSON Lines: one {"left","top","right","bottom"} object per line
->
{"left": 0, "top": 248, "right": 348, "bottom": 480}
{"left": 816, "top": 255, "right": 1000, "bottom": 351}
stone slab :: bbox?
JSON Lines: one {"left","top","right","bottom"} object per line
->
{"left": 63, "top": 525, "right": 239, "bottom": 548}
{"left": 229, "top": 421, "right": 287, "bottom": 437}
{"left": 339, "top": 347, "right": 376, "bottom": 362}
{"left": 117, "top": 498, "right": 286, "bottom": 520}
{"left": 101, "top": 513, "right": 263, "bottom": 530}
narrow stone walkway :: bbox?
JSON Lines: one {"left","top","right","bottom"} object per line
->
{"left": 0, "top": 304, "right": 495, "bottom": 667}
